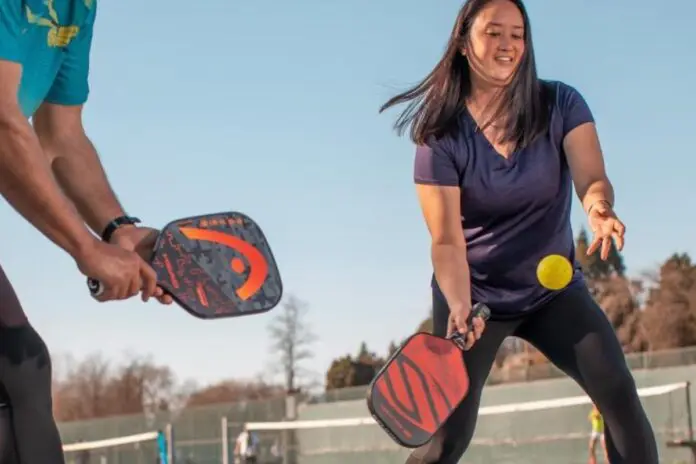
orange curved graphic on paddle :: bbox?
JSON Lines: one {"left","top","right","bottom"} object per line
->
{"left": 179, "top": 227, "right": 268, "bottom": 300}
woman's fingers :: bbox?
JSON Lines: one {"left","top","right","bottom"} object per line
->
{"left": 589, "top": 219, "right": 625, "bottom": 260}
{"left": 601, "top": 236, "right": 612, "bottom": 260}
{"left": 587, "top": 235, "right": 602, "bottom": 255}
{"left": 464, "top": 331, "right": 476, "bottom": 350}
{"left": 472, "top": 316, "right": 485, "bottom": 340}
{"left": 612, "top": 232, "right": 624, "bottom": 252}
{"left": 613, "top": 220, "right": 626, "bottom": 251}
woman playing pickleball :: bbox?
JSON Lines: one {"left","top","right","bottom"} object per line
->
{"left": 380, "top": 0, "right": 657, "bottom": 462}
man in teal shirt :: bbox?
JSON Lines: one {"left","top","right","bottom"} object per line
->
{"left": 0, "top": 1, "right": 171, "bottom": 462}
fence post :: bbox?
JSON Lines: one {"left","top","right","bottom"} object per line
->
{"left": 687, "top": 381, "right": 693, "bottom": 442}
{"left": 221, "top": 416, "right": 229, "bottom": 464}
{"left": 165, "top": 423, "right": 175, "bottom": 464}
{"left": 283, "top": 394, "right": 298, "bottom": 464}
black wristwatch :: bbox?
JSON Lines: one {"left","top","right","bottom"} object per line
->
{"left": 101, "top": 215, "right": 141, "bottom": 242}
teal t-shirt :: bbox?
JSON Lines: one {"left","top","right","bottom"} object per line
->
{"left": 0, "top": 0, "right": 96, "bottom": 117}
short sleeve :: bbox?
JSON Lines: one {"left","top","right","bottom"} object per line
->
{"left": 413, "top": 137, "right": 461, "bottom": 187}
{"left": 0, "top": 0, "right": 24, "bottom": 63}
{"left": 557, "top": 82, "right": 595, "bottom": 137}
{"left": 44, "top": 3, "right": 97, "bottom": 105}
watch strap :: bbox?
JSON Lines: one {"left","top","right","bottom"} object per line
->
{"left": 101, "top": 215, "right": 141, "bottom": 242}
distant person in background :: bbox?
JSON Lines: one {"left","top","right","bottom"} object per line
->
{"left": 379, "top": 0, "right": 658, "bottom": 462}
{"left": 234, "top": 425, "right": 259, "bottom": 464}
{"left": 588, "top": 403, "right": 608, "bottom": 464}
{"left": 270, "top": 438, "right": 282, "bottom": 462}
{"left": 156, "top": 429, "right": 169, "bottom": 464}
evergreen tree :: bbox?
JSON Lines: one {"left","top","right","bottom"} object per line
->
{"left": 575, "top": 227, "right": 625, "bottom": 280}
{"left": 387, "top": 341, "right": 399, "bottom": 357}
{"left": 357, "top": 342, "right": 370, "bottom": 362}
{"left": 325, "top": 343, "right": 385, "bottom": 390}
{"left": 417, "top": 314, "right": 434, "bottom": 334}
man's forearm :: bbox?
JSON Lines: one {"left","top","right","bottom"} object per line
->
{"left": 0, "top": 119, "right": 97, "bottom": 259}
{"left": 48, "top": 131, "right": 127, "bottom": 235}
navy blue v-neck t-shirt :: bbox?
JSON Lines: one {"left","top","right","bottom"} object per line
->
{"left": 414, "top": 81, "right": 594, "bottom": 317}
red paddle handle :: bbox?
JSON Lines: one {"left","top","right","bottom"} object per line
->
{"left": 449, "top": 303, "right": 491, "bottom": 349}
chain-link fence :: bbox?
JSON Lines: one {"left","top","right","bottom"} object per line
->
{"left": 59, "top": 396, "right": 286, "bottom": 463}
{"left": 58, "top": 346, "right": 696, "bottom": 463}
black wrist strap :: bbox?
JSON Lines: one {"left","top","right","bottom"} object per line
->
{"left": 101, "top": 215, "right": 141, "bottom": 242}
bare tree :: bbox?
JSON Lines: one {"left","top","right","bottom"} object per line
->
{"left": 53, "top": 352, "right": 185, "bottom": 422}
{"left": 53, "top": 353, "right": 113, "bottom": 421}
{"left": 185, "top": 378, "right": 284, "bottom": 407}
{"left": 594, "top": 276, "right": 648, "bottom": 352}
{"left": 105, "top": 353, "right": 178, "bottom": 417}
{"left": 267, "top": 294, "right": 317, "bottom": 393}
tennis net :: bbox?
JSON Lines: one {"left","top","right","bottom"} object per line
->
{"left": 62, "top": 427, "right": 172, "bottom": 464}
{"left": 242, "top": 382, "right": 692, "bottom": 464}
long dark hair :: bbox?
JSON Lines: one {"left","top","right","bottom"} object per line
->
{"left": 379, "top": 0, "right": 550, "bottom": 149}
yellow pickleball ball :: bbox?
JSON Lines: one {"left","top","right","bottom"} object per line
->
{"left": 537, "top": 254, "right": 573, "bottom": 290}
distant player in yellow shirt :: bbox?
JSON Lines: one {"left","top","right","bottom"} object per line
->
{"left": 589, "top": 403, "right": 608, "bottom": 463}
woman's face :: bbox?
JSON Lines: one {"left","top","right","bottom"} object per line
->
{"left": 464, "top": 0, "right": 526, "bottom": 87}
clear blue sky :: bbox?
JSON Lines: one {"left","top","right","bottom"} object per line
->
{"left": 2, "top": 0, "right": 693, "bottom": 390}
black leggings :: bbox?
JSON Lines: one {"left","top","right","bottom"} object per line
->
{"left": 406, "top": 284, "right": 658, "bottom": 464}
{"left": 0, "top": 325, "right": 64, "bottom": 464}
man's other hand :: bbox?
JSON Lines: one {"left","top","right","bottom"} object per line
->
{"left": 109, "top": 226, "right": 174, "bottom": 305}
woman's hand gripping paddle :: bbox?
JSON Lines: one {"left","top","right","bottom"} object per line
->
{"left": 366, "top": 303, "right": 491, "bottom": 448}
{"left": 87, "top": 212, "right": 283, "bottom": 319}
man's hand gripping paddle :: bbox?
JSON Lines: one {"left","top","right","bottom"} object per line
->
{"left": 87, "top": 212, "right": 283, "bottom": 319}
{"left": 366, "top": 303, "right": 491, "bottom": 448}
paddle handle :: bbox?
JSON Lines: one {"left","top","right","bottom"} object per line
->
{"left": 449, "top": 302, "right": 491, "bottom": 349}
{"left": 87, "top": 278, "right": 104, "bottom": 297}
{"left": 470, "top": 302, "right": 491, "bottom": 325}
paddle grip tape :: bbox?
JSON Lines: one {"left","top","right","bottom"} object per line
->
{"left": 448, "top": 302, "right": 491, "bottom": 350}
{"left": 87, "top": 278, "right": 103, "bottom": 297}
